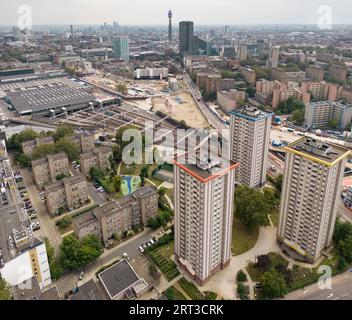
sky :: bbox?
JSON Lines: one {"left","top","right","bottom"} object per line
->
{"left": 0, "top": 0, "right": 351, "bottom": 26}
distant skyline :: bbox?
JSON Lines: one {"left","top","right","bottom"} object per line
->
{"left": 0, "top": 0, "right": 351, "bottom": 27}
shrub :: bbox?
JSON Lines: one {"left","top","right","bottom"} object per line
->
{"left": 237, "top": 270, "right": 247, "bottom": 282}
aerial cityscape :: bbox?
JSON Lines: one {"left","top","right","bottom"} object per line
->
{"left": 1, "top": 0, "right": 352, "bottom": 306}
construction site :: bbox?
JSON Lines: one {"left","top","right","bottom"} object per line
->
{"left": 151, "top": 91, "right": 208, "bottom": 129}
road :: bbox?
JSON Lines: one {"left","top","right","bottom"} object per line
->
{"left": 81, "top": 227, "right": 160, "bottom": 279}
{"left": 285, "top": 271, "right": 352, "bottom": 300}
{"left": 20, "top": 168, "right": 62, "bottom": 252}
{"left": 183, "top": 73, "right": 227, "bottom": 132}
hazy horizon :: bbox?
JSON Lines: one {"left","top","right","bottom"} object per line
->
{"left": 0, "top": 0, "right": 351, "bottom": 27}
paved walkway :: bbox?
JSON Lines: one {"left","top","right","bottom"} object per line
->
{"left": 242, "top": 268, "right": 255, "bottom": 299}
{"left": 145, "top": 177, "right": 174, "bottom": 211}
{"left": 201, "top": 226, "right": 280, "bottom": 300}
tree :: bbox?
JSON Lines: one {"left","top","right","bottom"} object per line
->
{"left": 109, "top": 155, "right": 117, "bottom": 175}
{"left": 113, "top": 175, "right": 122, "bottom": 192}
{"left": 60, "top": 235, "right": 103, "bottom": 271}
{"left": 147, "top": 217, "right": 160, "bottom": 230}
{"left": 245, "top": 86, "right": 256, "bottom": 98}
{"left": 237, "top": 270, "right": 247, "bottom": 282}
{"left": 116, "top": 83, "right": 128, "bottom": 95}
{"left": 44, "top": 238, "right": 63, "bottom": 280}
{"left": 80, "top": 235, "right": 103, "bottom": 265}
{"left": 14, "top": 153, "right": 31, "bottom": 167}
{"left": 114, "top": 125, "right": 139, "bottom": 161}
{"left": 158, "top": 187, "right": 167, "bottom": 197}
{"left": 90, "top": 166, "right": 104, "bottom": 182}
{"left": 56, "top": 173, "right": 66, "bottom": 181}
{"left": 0, "top": 278, "right": 12, "bottom": 300}
{"left": 140, "top": 165, "right": 150, "bottom": 186}
{"left": 60, "top": 235, "right": 82, "bottom": 270}
{"left": 337, "top": 235, "right": 352, "bottom": 263}
{"left": 53, "top": 126, "right": 74, "bottom": 142}
{"left": 234, "top": 185, "right": 270, "bottom": 230}
{"left": 256, "top": 254, "right": 272, "bottom": 272}
{"left": 328, "top": 119, "right": 338, "bottom": 130}
{"left": 32, "top": 143, "right": 57, "bottom": 159}
{"left": 334, "top": 219, "right": 352, "bottom": 263}
{"left": 334, "top": 219, "right": 352, "bottom": 244}
{"left": 274, "top": 174, "right": 283, "bottom": 196}
{"left": 263, "top": 188, "right": 280, "bottom": 207}
{"left": 8, "top": 128, "right": 39, "bottom": 150}
{"left": 291, "top": 109, "right": 305, "bottom": 125}
{"left": 55, "top": 138, "right": 80, "bottom": 161}
{"left": 260, "top": 268, "right": 288, "bottom": 299}
{"left": 277, "top": 97, "right": 305, "bottom": 115}
{"left": 49, "top": 259, "right": 64, "bottom": 280}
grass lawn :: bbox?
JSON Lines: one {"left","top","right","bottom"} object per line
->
{"left": 232, "top": 218, "right": 259, "bottom": 256}
{"left": 165, "top": 188, "right": 174, "bottom": 204}
{"left": 57, "top": 225, "right": 73, "bottom": 235}
{"left": 270, "top": 207, "right": 280, "bottom": 227}
{"left": 120, "top": 162, "right": 159, "bottom": 177}
{"left": 164, "top": 286, "right": 187, "bottom": 300}
{"left": 158, "top": 240, "right": 174, "bottom": 259}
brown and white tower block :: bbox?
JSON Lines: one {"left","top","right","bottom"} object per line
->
{"left": 173, "top": 150, "right": 239, "bottom": 285}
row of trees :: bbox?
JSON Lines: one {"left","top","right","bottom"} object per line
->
{"left": 7, "top": 126, "right": 75, "bottom": 150}
{"left": 11, "top": 127, "right": 79, "bottom": 167}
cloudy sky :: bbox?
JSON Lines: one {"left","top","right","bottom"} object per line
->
{"left": 0, "top": 0, "right": 351, "bottom": 26}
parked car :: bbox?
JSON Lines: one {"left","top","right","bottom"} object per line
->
{"left": 138, "top": 246, "right": 144, "bottom": 253}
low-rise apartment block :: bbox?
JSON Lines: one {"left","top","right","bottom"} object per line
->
{"left": 329, "top": 64, "right": 348, "bottom": 82}
{"left": 240, "top": 67, "right": 256, "bottom": 84}
{"left": 32, "top": 157, "right": 51, "bottom": 188}
{"left": 306, "top": 65, "right": 325, "bottom": 82}
{"left": 73, "top": 186, "right": 158, "bottom": 245}
{"left": 305, "top": 101, "right": 352, "bottom": 131}
{"left": 301, "top": 81, "right": 338, "bottom": 102}
{"left": 256, "top": 79, "right": 310, "bottom": 108}
{"left": 32, "top": 152, "right": 69, "bottom": 189}
{"left": 45, "top": 173, "right": 88, "bottom": 215}
{"left": 22, "top": 136, "right": 54, "bottom": 156}
{"left": 47, "top": 152, "right": 70, "bottom": 181}
{"left": 72, "top": 133, "right": 95, "bottom": 153}
{"left": 80, "top": 146, "right": 113, "bottom": 177}
{"left": 217, "top": 90, "right": 246, "bottom": 113}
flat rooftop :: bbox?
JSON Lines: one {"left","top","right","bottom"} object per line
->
{"left": 98, "top": 260, "right": 140, "bottom": 299}
{"left": 229, "top": 105, "right": 273, "bottom": 121}
{"left": 173, "top": 149, "right": 239, "bottom": 183}
{"left": 71, "top": 279, "right": 106, "bottom": 300}
{"left": 6, "top": 84, "right": 96, "bottom": 114}
{"left": 286, "top": 137, "right": 350, "bottom": 165}
{"left": 73, "top": 210, "right": 97, "bottom": 229}
{"left": 63, "top": 173, "right": 86, "bottom": 185}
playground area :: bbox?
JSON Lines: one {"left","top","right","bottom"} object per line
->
{"left": 121, "top": 175, "right": 142, "bottom": 195}
{"left": 151, "top": 91, "right": 208, "bottom": 128}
